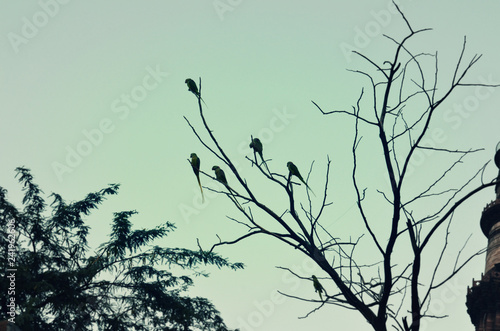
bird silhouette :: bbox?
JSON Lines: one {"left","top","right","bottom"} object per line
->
{"left": 190, "top": 153, "right": 204, "bottom": 203}
{"left": 312, "top": 275, "right": 324, "bottom": 301}
{"left": 249, "top": 137, "right": 270, "bottom": 173}
{"left": 287, "top": 161, "right": 315, "bottom": 196}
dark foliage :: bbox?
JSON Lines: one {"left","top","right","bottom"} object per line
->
{"left": 0, "top": 167, "right": 243, "bottom": 330}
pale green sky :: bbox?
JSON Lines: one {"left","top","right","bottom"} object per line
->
{"left": 2, "top": 1, "right": 500, "bottom": 330}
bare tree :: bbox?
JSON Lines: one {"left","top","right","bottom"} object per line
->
{"left": 183, "top": 4, "right": 499, "bottom": 331}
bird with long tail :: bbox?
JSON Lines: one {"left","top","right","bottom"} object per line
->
{"left": 212, "top": 165, "right": 243, "bottom": 210}
{"left": 190, "top": 153, "right": 204, "bottom": 203}
{"left": 287, "top": 161, "right": 315, "bottom": 196}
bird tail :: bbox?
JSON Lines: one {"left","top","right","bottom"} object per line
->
{"left": 260, "top": 154, "right": 271, "bottom": 175}
{"left": 199, "top": 96, "right": 207, "bottom": 107}
{"left": 197, "top": 176, "right": 205, "bottom": 203}
{"left": 300, "top": 178, "right": 316, "bottom": 197}
{"left": 306, "top": 183, "right": 316, "bottom": 197}
{"left": 225, "top": 185, "right": 243, "bottom": 211}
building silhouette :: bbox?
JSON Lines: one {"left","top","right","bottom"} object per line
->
{"left": 466, "top": 144, "right": 500, "bottom": 330}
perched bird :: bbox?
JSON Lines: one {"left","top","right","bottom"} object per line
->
{"left": 212, "top": 166, "right": 228, "bottom": 187}
{"left": 190, "top": 153, "right": 204, "bottom": 203}
{"left": 185, "top": 78, "right": 207, "bottom": 105}
{"left": 185, "top": 78, "right": 199, "bottom": 96}
{"left": 312, "top": 275, "right": 324, "bottom": 301}
{"left": 287, "top": 161, "right": 315, "bottom": 196}
{"left": 212, "top": 165, "right": 243, "bottom": 210}
{"left": 249, "top": 138, "right": 270, "bottom": 173}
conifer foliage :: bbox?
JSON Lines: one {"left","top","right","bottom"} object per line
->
{"left": 0, "top": 167, "right": 242, "bottom": 330}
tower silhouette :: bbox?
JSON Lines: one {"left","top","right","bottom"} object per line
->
{"left": 466, "top": 144, "right": 500, "bottom": 330}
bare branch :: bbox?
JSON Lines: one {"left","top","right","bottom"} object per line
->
{"left": 311, "top": 95, "right": 378, "bottom": 126}
{"left": 421, "top": 177, "right": 497, "bottom": 250}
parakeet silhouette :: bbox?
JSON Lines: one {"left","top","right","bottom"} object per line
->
{"left": 287, "top": 161, "right": 315, "bottom": 196}
{"left": 185, "top": 78, "right": 199, "bottom": 95}
{"left": 212, "top": 165, "right": 228, "bottom": 187}
{"left": 190, "top": 153, "right": 204, "bottom": 203}
{"left": 312, "top": 275, "right": 324, "bottom": 301}
{"left": 212, "top": 165, "right": 243, "bottom": 210}
{"left": 249, "top": 137, "right": 270, "bottom": 173}
{"left": 185, "top": 78, "right": 206, "bottom": 105}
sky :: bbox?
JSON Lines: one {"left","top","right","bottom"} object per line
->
{"left": 1, "top": 0, "right": 500, "bottom": 330}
